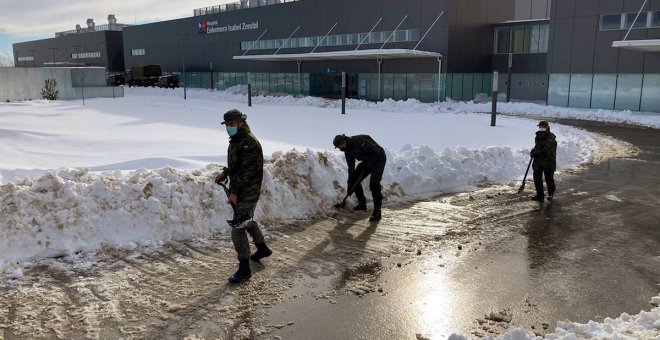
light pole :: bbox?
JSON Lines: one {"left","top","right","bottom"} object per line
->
{"left": 72, "top": 45, "right": 86, "bottom": 105}
{"left": 177, "top": 33, "right": 190, "bottom": 100}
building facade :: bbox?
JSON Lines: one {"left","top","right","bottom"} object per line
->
{"left": 11, "top": 0, "right": 660, "bottom": 112}
{"left": 12, "top": 16, "right": 127, "bottom": 73}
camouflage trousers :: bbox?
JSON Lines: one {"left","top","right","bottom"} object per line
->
{"left": 231, "top": 202, "right": 265, "bottom": 261}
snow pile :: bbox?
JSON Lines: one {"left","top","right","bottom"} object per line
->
{"left": 0, "top": 88, "right": 605, "bottom": 270}
{"left": 448, "top": 293, "right": 660, "bottom": 339}
{"left": 128, "top": 87, "right": 660, "bottom": 128}
{"left": 0, "top": 124, "right": 596, "bottom": 270}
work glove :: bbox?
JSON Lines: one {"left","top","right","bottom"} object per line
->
{"left": 215, "top": 172, "right": 226, "bottom": 185}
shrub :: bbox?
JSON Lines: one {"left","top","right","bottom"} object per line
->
{"left": 41, "top": 79, "right": 59, "bottom": 100}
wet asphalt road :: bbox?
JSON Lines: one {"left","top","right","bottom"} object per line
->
{"left": 261, "top": 121, "right": 660, "bottom": 339}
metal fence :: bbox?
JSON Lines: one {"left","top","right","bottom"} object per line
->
{"left": 194, "top": 0, "right": 302, "bottom": 16}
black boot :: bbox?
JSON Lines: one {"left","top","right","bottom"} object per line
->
{"left": 531, "top": 194, "right": 545, "bottom": 202}
{"left": 250, "top": 243, "right": 272, "bottom": 262}
{"left": 369, "top": 208, "right": 381, "bottom": 222}
{"left": 228, "top": 259, "right": 251, "bottom": 284}
{"left": 353, "top": 201, "right": 367, "bottom": 211}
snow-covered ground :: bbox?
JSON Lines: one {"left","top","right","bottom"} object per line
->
{"left": 0, "top": 88, "right": 657, "bottom": 339}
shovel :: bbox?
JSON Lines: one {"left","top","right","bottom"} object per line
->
{"left": 335, "top": 169, "right": 369, "bottom": 209}
{"left": 518, "top": 157, "right": 533, "bottom": 194}
{"left": 218, "top": 179, "right": 240, "bottom": 226}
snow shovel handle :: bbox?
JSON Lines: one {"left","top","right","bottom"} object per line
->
{"left": 518, "top": 157, "right": 533, "bottom": 193}
{"left": 339, "top": 169, "right": 370, "bottom": 206}
{"left": 219, "top": 180, "right": 239, "bottom": 219}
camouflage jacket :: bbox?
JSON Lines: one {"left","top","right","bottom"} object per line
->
{"left": 344, "top": 135, "right": 386, "bottom": 176}
{"left": 531, "top": 130, "right": 557, "bottom": 171}
{"left": 221, "top": 124, "right": 264, "bottom": 203}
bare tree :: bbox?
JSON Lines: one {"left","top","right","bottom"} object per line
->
{"left": 0, "top": 52, "right": 15, "bottom": 67}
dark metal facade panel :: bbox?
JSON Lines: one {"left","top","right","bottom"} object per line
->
{"left": 554, "top": 0, "right": 576, "bottom": 18}
{"left": 570, "top": 16, "right": 599, "bottom": 73}
{"left": 549, "top": 0, "right": 660, "bottom": 74}
{"left": 575, "top": 0, "right": 600, "bottom": 17}
{"left": 593, "top": 31, "right": 624, "bottom": 73}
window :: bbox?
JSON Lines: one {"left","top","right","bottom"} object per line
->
{"left": 530, "top": 25, "right": 541, "bottom": 53}
{"left": 73, "top": 52, "right": 101, "bottom": 59}
{"left": 131, "top": 48, "right": 145, "bottom": 56}
{"left": 652, "top": 11, "right": 660, "bottom": 27}
{"left": 601, "top": 14, "right": 622, "bottom": 30}
{"left": 408, "top": 29, "right": 420, "bottom": 41}
{"left": 538, "top": 25, "right": 549, "bottom": 53}
{"left": 495, "top": 28, "right": 511, "bottom": 53}
{"left": 17, "top": 56, "right": 34, "bottom": 61}
{"left": 512, "top": 27, "right": 526, "bottom": 53}
{"left": 394, "top": 30, "right": 408, "bottom": 42}
{"left": 625, "top": 12, "right": 648, "bottom": 29}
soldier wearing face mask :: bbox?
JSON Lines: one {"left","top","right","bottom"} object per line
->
{"left": 333, "top": 134, "right": 387, "bottom": 222}
{"left": 529, "top": 121, "right": 557, "bottom": 202}
{"left": 215, "top": 109, "right": 272, "bottom": 284}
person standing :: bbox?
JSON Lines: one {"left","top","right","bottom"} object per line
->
{"left": 215, "top": 109, "right": 272, "bottom": 284}
{"left": 530, "top": 120, "right": 557, "bottom": 202}
{"left": 333, "top": 134, "right": 387, "bottom": 222}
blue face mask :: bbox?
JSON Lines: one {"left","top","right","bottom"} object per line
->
{"left": 226, "top": 127, "right": 238, "bottom": 137}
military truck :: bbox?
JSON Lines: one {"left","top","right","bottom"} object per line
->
{"left": 127, "top": 65, "right": 162, "bottom": 87}
{"left": 156, "top": 75, "right": 180, "bottom": 89}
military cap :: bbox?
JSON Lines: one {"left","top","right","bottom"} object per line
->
{"left": 333, "top": 134, "right": 347, "bottom": 148}
{"left": 221, "top": 109, "right": 247, "bottom": 125}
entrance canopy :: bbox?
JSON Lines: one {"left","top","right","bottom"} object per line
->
{"left": 612, "top": 39, "right": 660, "bottom": 52}
{"left": 233, "top": 48, "right": 443, "bottom": 61}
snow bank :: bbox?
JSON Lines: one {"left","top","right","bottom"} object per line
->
{"left": 448, "top": 293, "right": 660, "bottom": 339}
{"left": 0, "top": 125, "right": 596, "bottom": 271}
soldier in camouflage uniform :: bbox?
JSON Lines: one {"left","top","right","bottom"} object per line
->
{"left": 530, "top": 120, "right": 557, "bottom": 202}
{"left": 215, "top": 109, "right": 272, "bottom": 284}
{"left": 333, "top": 134, "right": 387, "bottom": 222}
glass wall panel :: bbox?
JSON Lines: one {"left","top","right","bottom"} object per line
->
{"left": 625, "top": 12, "right": 647, "bottom": 28}
{"left": 601, "top": 14, "right": 622, "bottom": 30}
{"left": 539, "top": 25, "right": 549, "bottom": 52}
{"left": 568, "top": 74, "right": 593, "bottom": 108}
{"left": 513, "top": 28, "right": 526, "bottom": 53}
{"left": 382, "top": 74, "right": 394, "bottom": 99}
{"left": 641, "top": 74, "right": 660, "bottom": 112}
{"left": 496, "top": 28, "right": 511, "bottom": 54}
{"left": 451, "top": 74, "right": 464, "bottom": 101}
{"left": 444, "top": 73, "right": 453, "bottom": 100}
{"left": 530, "top": 25, "right": 541, "bottom": 53}
{"left": 591, "top": 74, "right": 617, "bottom": 110}
{"left": 462, "top": 73, "right": 474, "bottom": 101}
{"left": 615, "top": 74, "right": 643, "bottom": 111}
{"left": 406, "top": 74, "right": 420, "bottom": 101}
{"left": 302, "top": 74, "right": 310, "bottom": 96}
{"left": 393, "top": 74, "right": 407, "bottom": 100}
{"left": 548, "top": 74, "right": 570, "bottom": 107}
{"left": 472, "top": 73, "right": 484, "bottom": 96}
{"left": 419, "top": 74, "right": 436, "bottom": 102}
{"left": 653, "top": 11, "right": 660, "bottom": 27}
{"left": 482, "top": 73, "right": 493, "bottom": 94}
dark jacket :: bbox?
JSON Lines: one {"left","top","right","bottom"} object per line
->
{"left": 344, "top": 135, "right": 386, "bottom": 176}
{"left": 531, "top": 130, "right": 557, "bottom": 172}
{"left": 222, "top": 123, "right": 264, "bottom": 203}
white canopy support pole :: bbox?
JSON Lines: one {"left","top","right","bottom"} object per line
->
{"left": 275, "top": 26, "right": 301, "bottom": 55}
{"left": 311, "top": 22, "right": 338, "bottom": 53}
{"left": 377, "top": 58, "right": 383, "bottom": 100}
{"left": 624, "top": 0, "right": 648, "bottom": 41}
{"left": 242, "top": 29, "right": 269, "bottom": 56}
{"left": 437, "top": 57, "right": 443, "bottom": 102}
{"left": 356, "top": 18, "right": 383, "bottom": 51}
{"left": 297, "top": 60, "right": 302, "bottom": 95}
{"left": 414, "top": 11, "right": 445, "bottom": 51}
{"left": 380, "top": 15, "right": 408, "bottom": 49}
